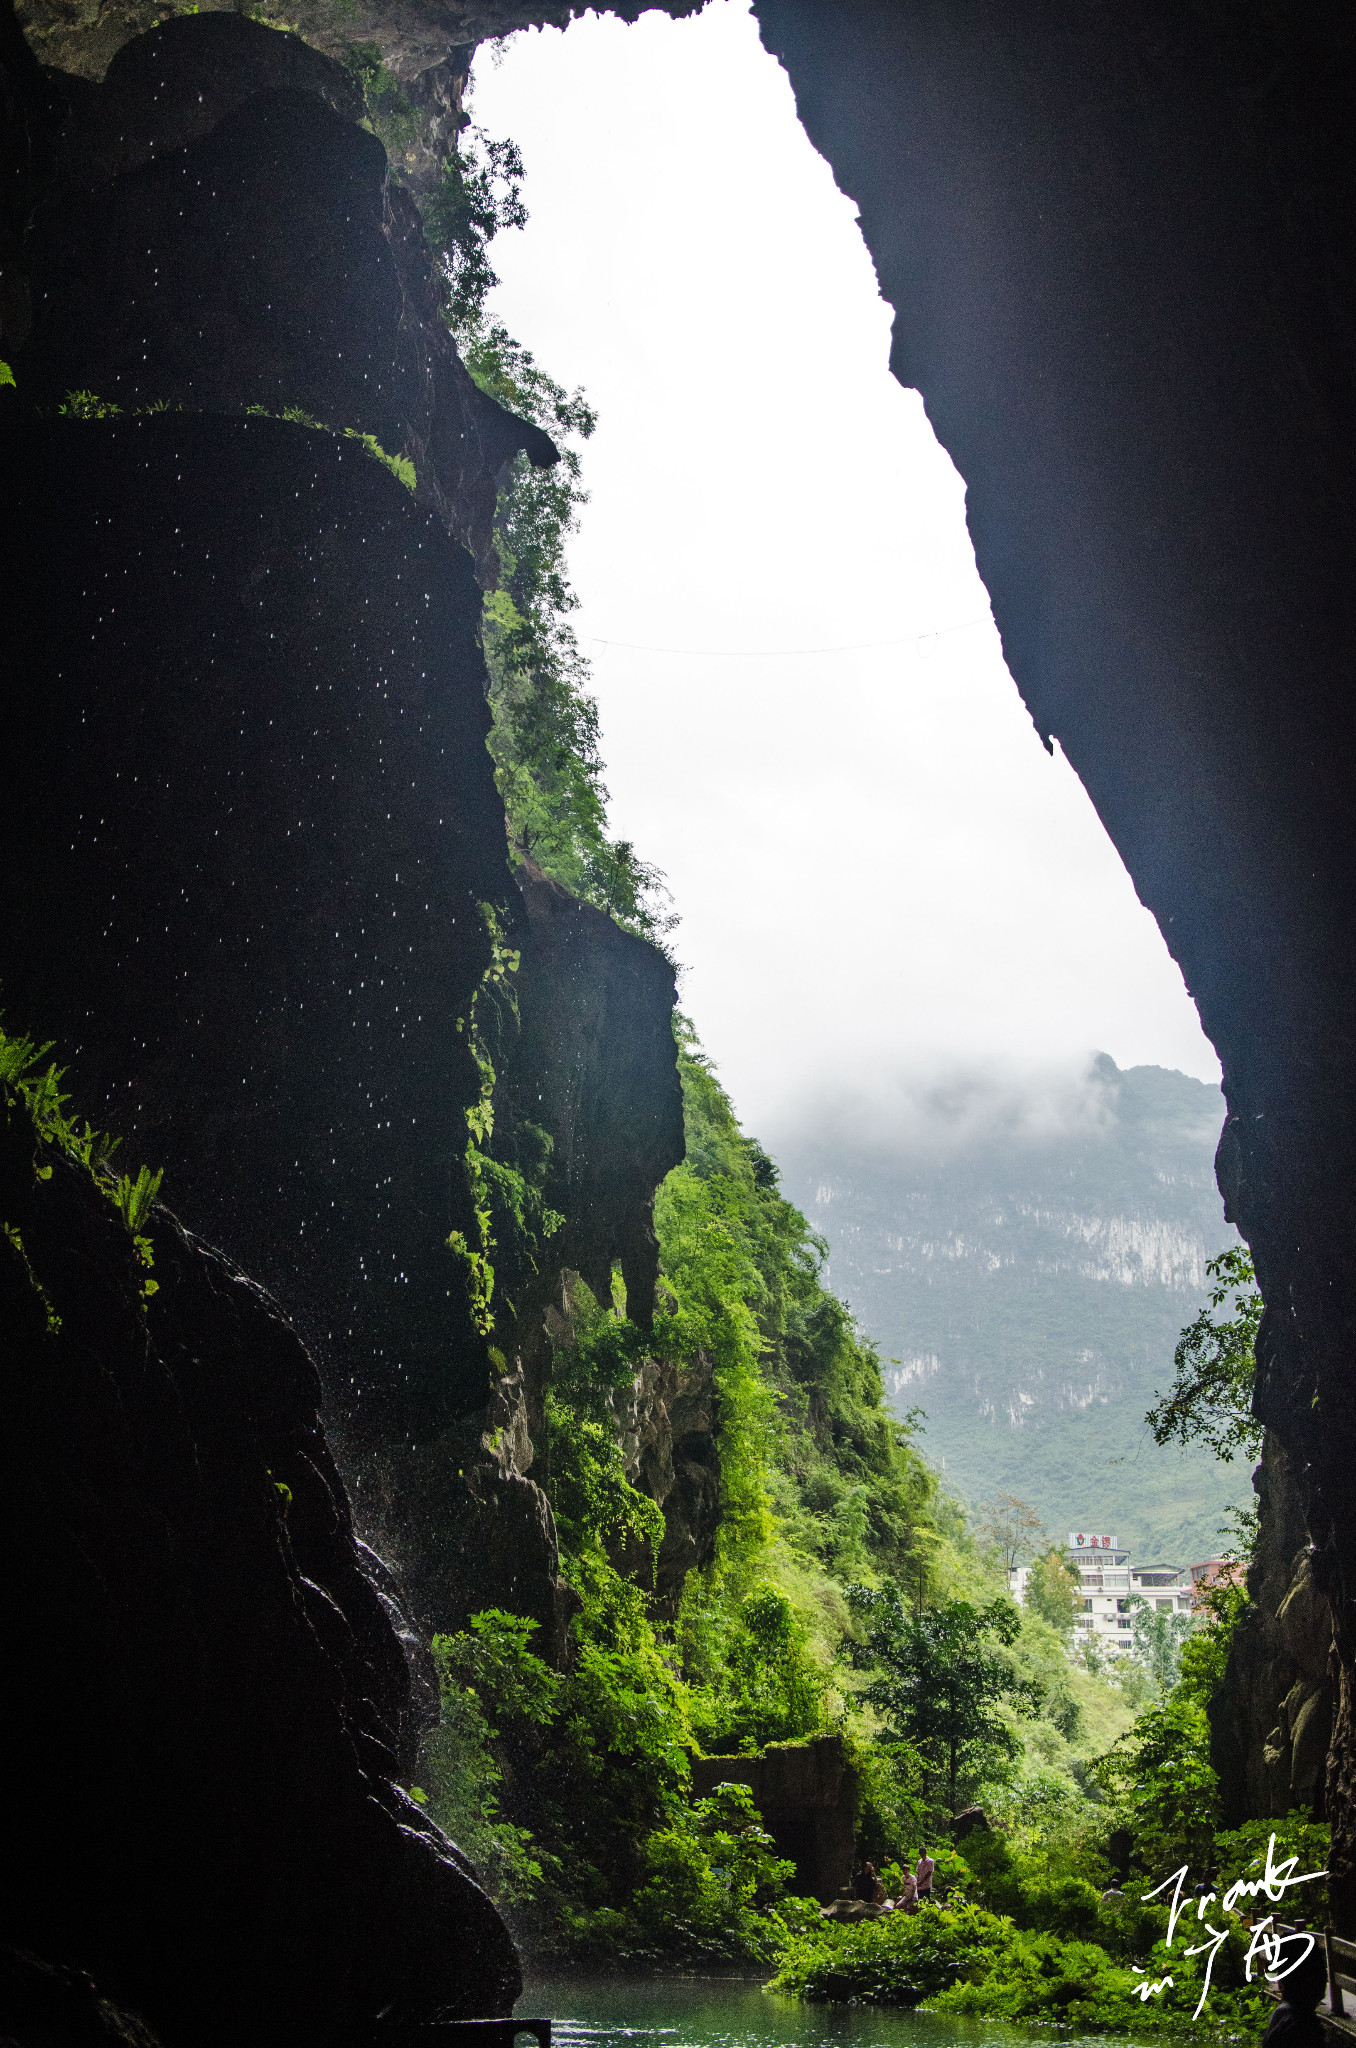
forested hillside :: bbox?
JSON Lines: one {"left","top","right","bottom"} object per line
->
{"left": 375, "top": 144, "right": 1197, "bottom": 1969}
{"left": 778, "top": 1059, "right": 1246, "bottom": 1561}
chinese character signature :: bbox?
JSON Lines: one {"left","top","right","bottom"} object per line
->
{"left": 1131, "top": 1833, "right": 1328, "bottom": 2020}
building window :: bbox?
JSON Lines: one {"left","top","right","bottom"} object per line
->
{"left": 1083, "top": 1598, "right": 1093, "bottom": 1612}
{"left": 1118, "top": 1618, "right": 1132, "bottom": 1630}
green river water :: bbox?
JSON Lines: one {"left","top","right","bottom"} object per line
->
{"left": 521, "top": 1976, "right": 1145, "bottom": 2048}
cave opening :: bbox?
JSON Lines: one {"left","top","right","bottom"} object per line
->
{"left": 465, "top": 4, "right": 1245, "bottom": 1566}
{"left": 3, "top": 0, "right": 1356, "bottom": 2033}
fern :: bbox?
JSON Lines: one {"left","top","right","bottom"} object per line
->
{"left": 1, "top": 1023, "right": 161, "bottom": 1297}
{"left": 58, "top": 390, "right": 121, "bottom": 418}
{"left": 110, "top": 1163, "right": 163, "bottom": 1237}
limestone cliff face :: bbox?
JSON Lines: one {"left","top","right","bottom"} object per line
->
{"left": 368, "top": 863, "right": 689, "bottom": 1645}
{"left": 0, "top": 0, "right": 671, "bottom": 1515}
{"left": 690, "top": 1737, "right": 858, "bottom": 1903}
{"left": 1212, "top": 1434, "right": 1336, "bottom": 1825}
{"left": 8, "top": 14, "right": 557, "bottom": 575}
{"left": 502, "top": 863, "right": 685, "bottom": 1324}
{"left": 609, "top": 1339, "right": 720, "bottom": 1610}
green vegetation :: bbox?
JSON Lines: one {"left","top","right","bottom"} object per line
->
{"left": 445, "top": 905, "right": 564, "bottom": 1334}
{"left": 845, "top": 1590, "right": 1037, "bottom": 1810}
{"left": 396, "top": 105, "right": 1301, "bottom": 2034}
{"left": 777, "top": 1059, "right": 1248, "bottom": 1562}
{"left": 1146, "top": 1245, "right": 1263, "bottom": 1466}
{"left": 419, "top": 1028, "right": 946, "bottom": 1963}
{"left": 52, "top": 388, "right": 418, "bottom": 489}
{"left": 244, "top": 404, "right": 417, "bottom": 489}
{"left": 419, "top": 125, "right": 527, "bottom": 329}
{"left": 772, "top": 1897, "right": 1272, "bottom": 2037}
{"left": 343, "top": 41, "right": 423, "bottom": 162}
{"left": 464, "top": 316, "right": 672, "bottom": 939}
{"left": 774, "top": 1565, "right": 1323, "bottom": 2035}
{"left": 0, "top": 1025, "right": 163, "bottom": 1310}
{"left": 417, "top": 1003, "right": 1254, "bottom": 2002}
{"left": 1026, "top": 1546, "right": 1081, "bottom": 1634}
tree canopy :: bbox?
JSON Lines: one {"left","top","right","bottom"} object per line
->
{"left": 978, "top": 1493, "right": 1047, "bottom": 1573}
{"left": 1145, "top": 1246, "right": 1263, "bottom": 1464}
{"left": 846, "top": 1589, "right": 1039, "bottom": 1811}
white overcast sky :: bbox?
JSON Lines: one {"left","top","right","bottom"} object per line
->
{"left": 470, "top": 1, "right": 1221, "bottom": 1147}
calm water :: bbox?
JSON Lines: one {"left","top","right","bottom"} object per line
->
{"left": 519, "top": 1975, "right": 1143, "bottom": 2048}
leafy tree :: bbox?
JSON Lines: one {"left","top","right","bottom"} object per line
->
{"left": 1092, "top": 1687, "right": 1219, "bottom": 1880}
{"left": 1124, "top": 1591, "right": 1196, "bottom": 1692}
{"left": 1146, "top": 1245, "right": 1263, "bottom": 1463}
{"left": 978, "top": 1493, "right": 1047, "bottom": 1572}
{"left": 343, "top": 42, "right": 422, "bottom": 161}
{"left": 421, "top": 1610, "right": 562, "bottom": 1903}
{"left": 1025, "top": 1546, "right": 1080, "bottom": 1636}
{"left": 684, "top": 1584, "right": 827, "bottom": 1756}
{"left": 421, "top": 127, "right": 527, "bottom": 327}
{"left": 457, "top": 316, "right": 676, "bottom": 941}
{"left": 618, "top": 1781, "right": 798, "bottom": 1961}
{"left": 846, "top": 1589, "right": 1039, "bottom": 1812}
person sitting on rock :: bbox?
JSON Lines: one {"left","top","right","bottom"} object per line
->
{"left": 855, "top": 1860, "right": 886, "bottom": 1905}
{"left": 894, "top": 1869, "right": 919, "bottom": 1914}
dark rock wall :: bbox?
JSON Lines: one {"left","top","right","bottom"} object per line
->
{"left": 1213, "top": 1434, "right": 1336, "bottom": 1825}
{"left": 0, "top": 411, "right": 504, "bottom": 1450}
{"left": 502, "top": 862, "right": 685, "bottom": 1325}
{"left": 0, "top": 1082, "right": 519, "bottom": 2045}
{"left": 22, "top": 0, "right": 1356, "bottom": 1979}
{"left": 14, "top": 0, "right": 702, "bottom": 89}
{"left": 8, "top": 14, "right": 558, "bottom": 575}
{"left": 609, "top": 1342, "right": 720, "bottom": 1611}
{"left": 0, "top": 7, "right": 685, "bottom": 2015}
{"left": 365, "top": 864, "right": 688, "bottom": 1643}
{"left": 751, "top": 0, "right": 1356, "bottom": 1918}
{"left": 691, "top": 1736, "right": 858, "bottom": 1903}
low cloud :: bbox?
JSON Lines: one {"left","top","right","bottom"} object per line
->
{"left": 764, "top": 1051, "right": 1129, "bottom": 1162}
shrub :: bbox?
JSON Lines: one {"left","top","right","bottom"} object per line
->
{"left": 773, "top": 1898, "right": 1274, "bottom": 2036}
{"left": 772, "top": 1900, "right": 1012, "bottom": 2006}
{"left": 562, "top": 1781, "right": 803, "bottom": 1967}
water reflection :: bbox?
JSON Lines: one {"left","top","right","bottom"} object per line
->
{"left": 523, "top": 1975, "right": 1145, "bottom": 2048}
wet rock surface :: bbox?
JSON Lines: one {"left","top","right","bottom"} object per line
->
{"left": 0, "top": 413, "right": 504, "bottom": 1448}
{"left": 501, "top": 862, "right": 685, "bottom": 1325}
{"left": 0, "top": 0, "right": 692, "bottom": 2016}
{"left": 9, "top": 14, "right": 557, "bottom": 574}
{"left": 15, "top": 0, "right": 702, "bottom": 87}
{"left": 1212, "top": 1434, "right": 1336, "bottom": 1824}
{"left": 363, "top": 861, "right": 688, "bottom": 1643}
{"left": 0, "top": 1082, "right": 519, "bottom": 2047}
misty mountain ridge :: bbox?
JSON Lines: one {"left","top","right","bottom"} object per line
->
{"left": 775, "top": 1055, "right": 1250, "bottom": 1564}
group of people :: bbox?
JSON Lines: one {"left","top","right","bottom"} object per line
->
{"left": 855, "top": 1849, "right": 936, "bottom": 1913}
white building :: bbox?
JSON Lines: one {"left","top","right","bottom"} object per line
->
{"left": 1009, "top": 1532, "right": 1194, "bottom": 1659}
